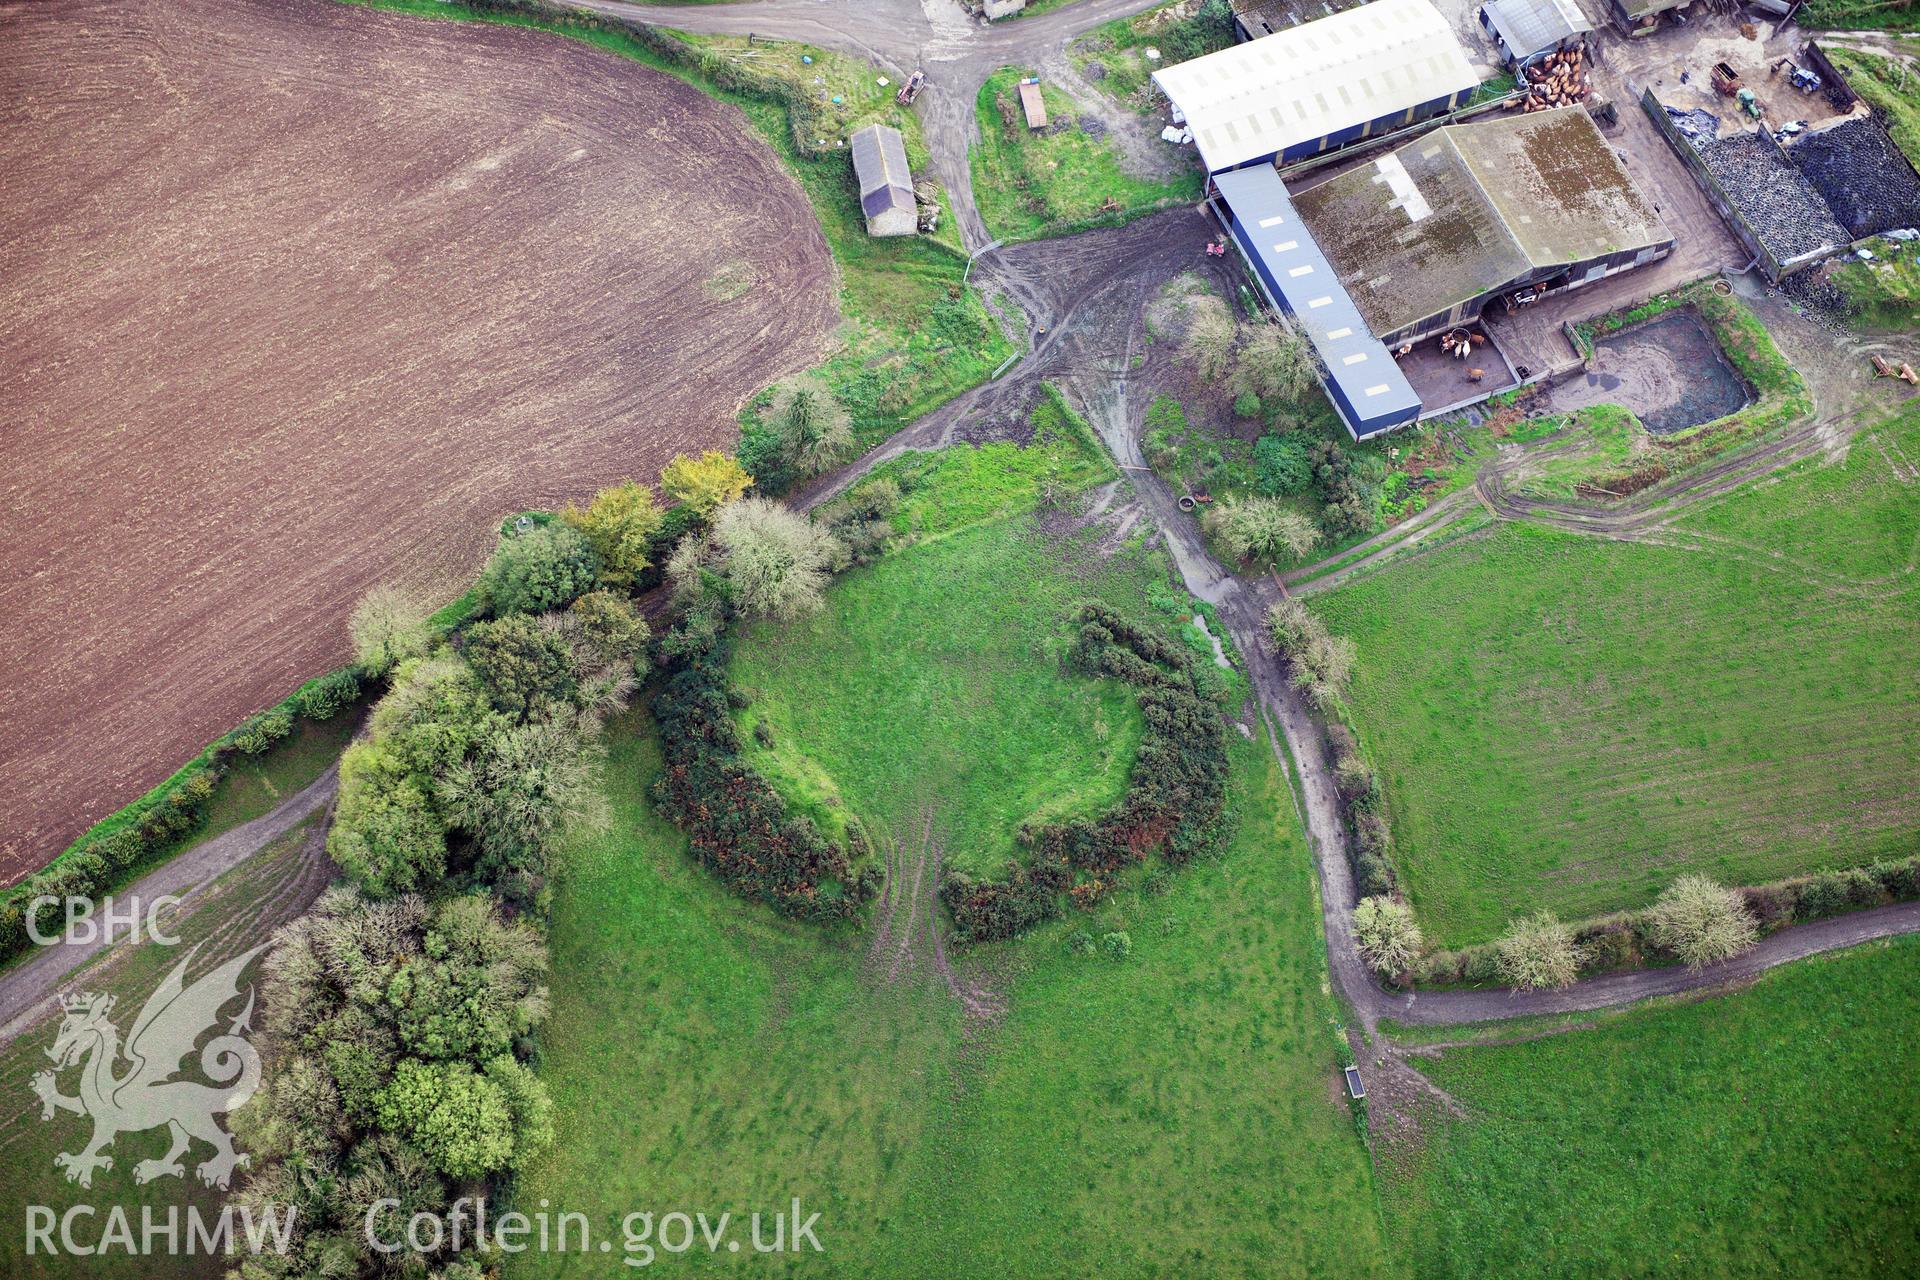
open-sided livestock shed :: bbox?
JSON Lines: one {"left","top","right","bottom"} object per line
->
{"left": 1293, "top": 107, "right": 1673, "bottom": 345}
{"left": 1154, "top": 0, "right": 1479, "bottom": 174}
{"left": 1479, "top": 0, "right": 1591, "bottom": 65}
{"left": 1210, "top": 164, "right": 1421, "bottom": 440}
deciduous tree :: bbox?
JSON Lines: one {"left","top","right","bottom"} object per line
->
{"left": 1204, "top": 496, "right": 1321, "bottom": 563}
{"left": 560, "top": 481, "right": 663, "bottom": 591}
{"left": 349, "top": 583, "right": 430, "bottom": 677}
{"left": 1232, "top": 320, "right": 1318, "bottom": 404}
{"left": 478, "top": 523, "right": 598, "bottom": 617}
{"left": 1495, "top": 911, "right": 1582, "bottom": 989}
{"left": 661, "top": 449, "right": 753, "bottom": 516}
{"left": 766, "top": 374, "right": 855, "bottom": 478}
{"left": 1182, "top": 294, "right": 1237, "bottom": 381}
{"left": 711, "top": 497, "right": 841, "bottom": 620}
{"left": 1353, "top": 896, "right": 1423, "bottom": 975}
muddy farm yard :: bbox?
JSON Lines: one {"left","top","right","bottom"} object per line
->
{"left": 0, "top": 0, "right": 835, "bottom": 879}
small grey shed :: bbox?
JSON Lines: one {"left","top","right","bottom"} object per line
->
{"left": 850, "top": 124, "right": 917, "bottom": 238}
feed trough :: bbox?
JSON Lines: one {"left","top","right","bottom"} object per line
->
{"left": 1344, "top": 1066, "right": 1366, "bottom": 1100}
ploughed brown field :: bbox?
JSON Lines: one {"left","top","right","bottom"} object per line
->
{"left": 0, "top": 0, "right": 837, "bottom": 882}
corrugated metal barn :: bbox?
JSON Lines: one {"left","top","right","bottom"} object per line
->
{"left": 1209, "top": 165, "right": 1422, "bottom": 440}
{"left": 849, "top": 124, "right": 916, "bottom": 238}
{"left": 1292, "top": 107, "right": 1674, "bottom": 345}
{"left": 1153, "top": 0, "right": 1480, "bottom": 174}
{"left": 1478, "top": 0, "right": 1591, "bottom": 64}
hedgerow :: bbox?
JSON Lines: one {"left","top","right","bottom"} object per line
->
{"left": 940, "top": 601, "right": 1230, "bottom": 943}
{"left": 1412, "top": 851, "right": 1920, "bottom": 987}
{"left": 0, "top": 666, "right": 366, "bottom": 963}
{"left": 650, "top": 607, "right": 879, "bottom": 922}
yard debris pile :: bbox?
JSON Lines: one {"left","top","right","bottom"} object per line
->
{"left": 1788, "top": 117, "right": 1920, "bottom": 240}
{"left": 1697, "top": 130, "right": 1849, "bottom": 262}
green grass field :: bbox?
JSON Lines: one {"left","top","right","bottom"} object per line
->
{"left": 730, "top": 511, "right": 1159, "bottom": 878}
{"left": 511, "top": 717, "right": 1396, "bottom": 1277}
{"left": 1313, "top": 406, "right": 1920, "bottom": 946}
{"left": 970, "top": 67, "right": 1200, "bottom": 242}
{"left": 197, "top": 708, "right": 359, "bottom": 841}
{"left": 730, "top": 397, "right": 1249, "bottom": 879}
{"left": 1385, "top": 935, "right": 1920, "bottom": 1279}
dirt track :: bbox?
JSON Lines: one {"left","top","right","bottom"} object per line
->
{"left": 0, "top": 0, "right": 836, "bottom": 881}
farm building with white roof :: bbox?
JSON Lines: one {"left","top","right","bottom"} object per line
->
{"left": 1152, "top": 0, "right": 1480, "bottom": 173}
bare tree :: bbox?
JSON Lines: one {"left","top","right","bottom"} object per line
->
{"left": 349, "top": 583, "right": 431, "bottom": 677}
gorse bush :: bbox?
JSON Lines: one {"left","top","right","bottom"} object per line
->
{"left": 941, "top": 602, "right": 1230, "bottom": 943}
{"left": 229, "top": 707, "right": 294, "bottom": 756}
{"left": 649, "top": 608, "right": 878, "bottom": 922}
{"left": 1307, "top": 439, "right": 1378, "bottom": 538}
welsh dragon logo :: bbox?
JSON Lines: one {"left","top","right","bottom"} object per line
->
{"left": 32, "top": 944, "right": 266, "bottom": 1190}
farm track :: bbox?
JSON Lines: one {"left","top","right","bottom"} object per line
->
{"left": 0, "top": 769, "right": 337, "bottom": 1048}
{"left": 0, "top": 0, "right": 837, "bottom": 882}
{"left": 593, "top": 0, "right": 1920, "bottom": 1033}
